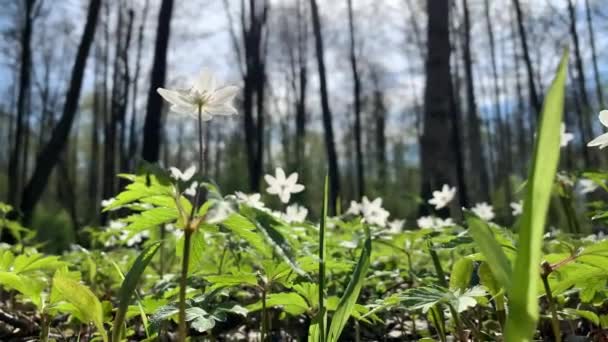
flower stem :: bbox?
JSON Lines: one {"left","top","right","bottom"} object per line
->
{"left": 177, "top": 228, "right": 192, "bottom": 341}
{"left": 261, "top": 287, "right": 267, "bottom": 341}
{"left": 40, "top": 313, "right": 49, "bottom": 342}
{"left": 541, "top": 262, "right": 561, "bottom": 342}
{"left": 197, "top": 104, "right": 204, "bottom": 178}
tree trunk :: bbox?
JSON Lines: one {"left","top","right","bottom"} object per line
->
{"left": 8, "top": 0, "right": 35, "bottom": 206}
{"left": 141, "top": 0, "right": 174, "bottom": 163}
{"left": 347, "top": 0, "right": 364, "bottom": 198}
{"left": 512, "top": 0, "right": 541, "bottom": 116}
{"left": 461, "top": 0, "right": 489, "bottom": 202}
{"left": 420, "top": 0, "right": 455, "bottom": 216}
{"left": 584, "top": 0, "right": 604, "bottom": 109}
{"left": 310, "top": 0, "right": 341, "bottom": 211}
{"left": 20, "top": 0, "right": 101, "bottom": 223}
{"left": 567, "top": 0, "right": 592, "bottom": 167}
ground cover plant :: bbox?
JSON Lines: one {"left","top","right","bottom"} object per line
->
{"left": 2, "top": 50, "right": 608, "bottom": 342}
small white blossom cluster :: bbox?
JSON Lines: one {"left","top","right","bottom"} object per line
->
{"left": 428, "top": 184, "right": 456, "bottom": 210}
{"left": 347, "top": 197, "right": 390, "bottom": 227}
{"left": 471, "top": 202, "right": 495, "bottom": 221}
{"left": 104, "top": 221, "right": 149, "bottom": 247}
{"left": 588, "top": 110, "right": 608, "bottom": 149}
{"left": 416, "top": 216, "right": 454, "bottom": 229}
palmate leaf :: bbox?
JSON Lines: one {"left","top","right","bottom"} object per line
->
{"left": 504, "top": 50, "right": 569, "bottom": 342}
{"left": 112, "top": 242, "right": 161, "bottom": 342}
{"left": 220, "top": 213, "right": 273, "bottom": 258}
{"left": 52, "top": 274, "right": 108, "bottom": 342}
{"left": 123, "top": 207, "right": 179, "bottom": 234}
{"left": 400, "top": 285, "right": 487, "bottom": 314}
{"left": 326, "top": 229, "right": 372, "bottom": 342}
{"left": 246, "top": 292, "right": 310, "bottom": 316}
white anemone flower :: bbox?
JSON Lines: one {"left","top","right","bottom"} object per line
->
{"left": 388, "top": 219, "right": 405, "bottom": 234}
{"left": 428, "top": 184, "right": 456, "bottom": 210}
{"left": 510, "top": 200, "right": 523, "bottom": 216}
{"left": 361, "top": 197, "right": 389, "bottom": 227}
{"left": 417, "top": 216, "right": 435, "bottom": 229}
{"left": 578, "top": 179, "right": 599, "bottom": 194}
{"left": 169, "top": 165, "right": 196, "bottom": 181}
{"left": 346, "top": 200, "right": 362, "bottom": 215}
{"left": 157, "top": 69, "right": 239, "bottom": 120}
{"left": 235, "top": 192, "right": 265, "bottom": 209}
{"left": 436, "top": 217, "right": 454, "bottom": 228}
{"left": 184, "top": 181, "right": 199, "bottom": 197}
{"left": 283, "top": 204, "right": 308, "bottom": 223}
{"left": 264, "top": 167, "right": 305, "bottom": 203}
{"left": 471, "top": 202, "right": 495, "bottom": 221}
{"left": 560, "top": 123, "right": 574, "bottom": 147}
{"left": 101, "top": 197, "right": 116, "bottom": 208}
{"left": 587, "top": 110, "right": 608, "bottom": 149}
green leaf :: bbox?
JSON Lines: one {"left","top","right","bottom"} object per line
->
{"left": 246, "top": 292, "right": 310, "bottom": 316}
{"left": 504, "top": 50, "right": 569, "bottom": 342}
{"left": 112, "top": 242, "right": 161, "bottom": 342}
{"left": 123, "top": 207, "right": 179, "bottom": 234}
{"left": 449, "top": 258, "right": 473, "bottom": 292}
{"left": 205, "top": 272, "right": 258, "bottom": 292}
{"left": 52, "top": 274, "right": 108, "bottom": 342}
{"left": 464, "top": 212, "right": 512, "bottom": 287}
{"left": 221, "top": 213, "right": 272, "bottom": 258}
{"left": 326, "top": 230, "right": 371, "bottom": 342}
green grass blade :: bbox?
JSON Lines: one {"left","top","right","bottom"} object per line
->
{"left": 326, "top": 229, "right": 372, "bottom": 342}
{"left": 309, "top": 175, "right": 329, "bottom": 342}
{"left": 464, "top": 211, "right": 512, "bottom": 287}
{"left": 504, "top": 50, "right": 569, "bottom": 342}
{"left": 111, "top": 242, "right": 161, "bottom": 342}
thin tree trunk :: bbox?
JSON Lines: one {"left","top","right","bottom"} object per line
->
{"left": 567, "top": 0, "right": 592, "bottom": 167}
{"left": 20, "top": 0, "right": 101, "bottom": 223}
{"left": 8, "top": 0, "right": 35, "bottom": 206}
{"left": 512, "top": 0, "right": 541, "bottom": 116}
{"left": 462, "top": 0, "right": 489, "bottom": 202}
{"left": 310, "top": 0, "right": 341, "bottom": 211}
{"left": 142, "top": 0, "right": 174, "bottom": 163}
{"left": 584, "top": 0, "right": 604, "bottom": 109}
{"left": 347, "top": 0, "right": 364, "bottom": 198}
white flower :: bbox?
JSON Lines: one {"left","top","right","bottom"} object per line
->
{"left": 109, "top": 220, "right": 126, "bottom": 230}
{"left": 510, "top": 200, "right": 523, "bottom": 216}
{"left": 417, "top": 216, "right": 435, "bottom": 229}
{"left": 588, "top": 110, "right": 608, "bottom": 149}
{"left": 436, "top": 217, "right": 454, "bottom": 228}
{"left": 206, "top": 200, "right": 234, "bottom": 224}
{"left": 264, "top": 168, "right": 305, "bottom": 203}
{"left": 101, "top": 198, "right": 116, "bottom": 208}
{"left": 560, "top": 123, "right": 574, "bottom": 147}
{"left": 346, "top": 200, "right": 362, "bottom": 215}
{"left": 361, "top": 197, "right": 390, "bottom": 227}
{"left": 122, "top": 230, "right": 149, "bottom": 247}
{"left": 184, "top": 181, "right": 199, "bottom": 197}
{"left": 428, "top": 184, "right": 456, "bottom": 210}
{"left": 235, "top": 192, "right": 265, "bottom": 209}
{"left": 388, "top": 219, "right": 405, "bottom": 234}
{"left": 169, "top": 165, "right": 196, "bottom": 182}
{"left": 157, "top": 69, "right": 239, "bottom": 120}
{"left": 578, "top": 179, "right": 599, "bottom": 194}
{"left": 556, "top": 172, "right": 574, "bottom": 186}
{"left": 283, "top": 204, "right": 308, "bottom": 223}
{"left": 339, "top": 240, "right": 358, "bottom": 249}
{"left": 471, "top": 202, "right": 495, "bottom": 221}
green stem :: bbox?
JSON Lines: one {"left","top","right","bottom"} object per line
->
{"left": 541, "top": 273, "right": 561, "bottom": 342}
{"left": 448, "top": 305, "right": 467, "bottom": 342}
{"left": 318, "top": 176, "right": 328, "bottom": 342}
{"left": 40, "top": 313, "right": 50, "bottom": 342}
{"left": 177, "top": 228, "right": 192, "bottom": 341}
{"left": 261, "top": 287, "right": 267, "bottom": 342}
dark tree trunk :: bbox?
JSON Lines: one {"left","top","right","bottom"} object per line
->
{"left": 8, "top": 0, "right": 35, "bottom": 206}
{"left": 567, "top": 0, "right": 592, "bottom": 167}
{"left": 347, "top": 0, "right": 364, "bottom": 198}
{"left": 512, "top": 0, "right": 541, "bottom": 116}
{"left": 88, "top": 43, "right": 101, "bottom": 223}
{"left": 310, "top": 0, "right": 341, "bottom": 211}
{"left": 128, "top": 0, "right": 151, "bottom": 170}
{"left": 584, "top": 0, "right": 604, "bottom": 109}
{"left": 20, "top": 0, "right": 101, "bottom": 223}
{"left": 372, "top": 74, "right": 386, "bottom": 188}
{"left": 420, "top": 0, "right": 456, "bottom": 216}
{"left": 461, "top": 0, "right": 489, "bottom": 202}
{"left": 141, "top": 0, "right": 174, "bottom": 163}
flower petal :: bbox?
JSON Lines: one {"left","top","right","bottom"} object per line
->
{"left": 205, "top": 104, "right": 238, "bottom": 116}
{"left": 158, "top": 88, "right": 193, "bottom": 108}
{"left": 194, "top": 69, "right": 217, "bottom": 92}
{"left": 210, "top": 86, "right": 239, "bottom": 105}
{"left": 291, "top": 184, "right": 305, "bottom": 193}
{"left": 588, "top": 132, "right": 608, "bottom": 147}
{"left": 599, "top": 110, "right": 608, "bottom": 128}
{"left": 276, "top": 168, "right": 286, "bottom": 182}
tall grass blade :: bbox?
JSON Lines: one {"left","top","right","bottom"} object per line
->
{"left": 504, "top": 50, "right": 569, "bottom": 342}
{"left": 112, "top": 242, "right": 161, "bottom": 342}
